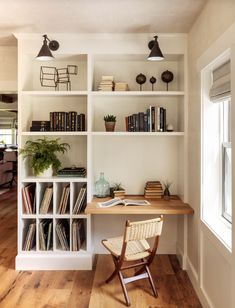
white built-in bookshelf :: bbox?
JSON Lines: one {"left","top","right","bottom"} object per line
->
{"left": 16, "top": 34, "right": 188, "bottom": 270}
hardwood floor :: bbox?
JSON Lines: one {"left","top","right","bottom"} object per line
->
{"left": 0, "top": 188, "right": 202, "bottom": 308}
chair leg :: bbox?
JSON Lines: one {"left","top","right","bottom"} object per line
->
{"left": 118, "top": 271, "right": 131, "bottom": 307}
{"left": 145, "top": 265, "right": 158, "bottom": 298}
{"left": 106, "top": 256, "right": 120, "bottom": 283}
{"left": 106, "top": 268, "right": 119, "bottom": 283}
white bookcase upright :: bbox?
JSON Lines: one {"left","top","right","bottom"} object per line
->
{"left": 16, "top": 34, "right": 188, "bottom": 270}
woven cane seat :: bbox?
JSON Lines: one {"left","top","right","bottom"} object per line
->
{"left": 102, "top": 236, "right": 151, "bottom": 261}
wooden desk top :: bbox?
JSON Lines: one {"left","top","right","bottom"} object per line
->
{"left": 85, "top": 195, "right": 194, "bottom": 215}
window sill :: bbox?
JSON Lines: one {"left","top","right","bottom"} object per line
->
{"left": 201, "top": 215, "right": 232, "bottom": 252}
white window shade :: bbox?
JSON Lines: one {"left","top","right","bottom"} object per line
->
{"left": 209, "top": 61, "right": 231, "bottom": 103}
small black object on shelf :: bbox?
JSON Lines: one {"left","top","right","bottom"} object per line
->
{"left": 161, "top": 70, "right": 174, "bottom": 91}
{"left": 149, "top": 76, "right": 157, "bottom": 91}
{"left": 136, "top": 73, "right": 146, "bottom": 91}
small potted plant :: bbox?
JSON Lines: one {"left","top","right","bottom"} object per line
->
{"left": 162, "top": 180, "right": 172, "bottom": 200}
{"left": 110, "top": 182, "right": 125, "bottom": 198}
{"left": 19, "top": 138, "right": 70, "bottom": 177}
{"left": 104, "top": 115, "right": 116, "bottom": 132}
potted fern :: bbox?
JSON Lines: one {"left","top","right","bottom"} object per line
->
{"left": 104, "top": 115, "right": 116, "bottom": 132}
{"left": 19, "top": 138, "right": 70, "bottom": 177}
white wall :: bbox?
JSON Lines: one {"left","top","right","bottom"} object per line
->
{"left": 187, "top": 1, "right": 235, "bottom": 307}
{"left": 0, "top": 46, "right": 17, "bottom": 93}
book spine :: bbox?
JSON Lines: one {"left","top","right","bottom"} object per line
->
{"left": 156, "top": 107, "right": 160, "bottom": 131}
{"left": 50, "top": 112, "right": 54, "bottom": 131}
{"left": 80, "top": 113, "right": 85, "bottom": 131}
{"left": 128, "top": 116, "right": 131, "bottom": 132}
{"left": 144, "top": 113, "right": 148, "bottom": 132}
{"left": 151, "top": 106, "right": 155, "bottom": 132}
{"left": 125, "top": 116, "right": 128, "bottom": 132}
{"left": 160, "top": 107, "right": 164, "bottom": 132}
{"left": 77, "top": 114, "right": 81, "bottom": 131}
{"left": 163, "top": 108, "right": 166, "bottom": 132}
{"left": 139, "top": 112, "right": 144, "bottom": 132}
{"left": 147, "top": 109, "right": 150, "bottom": 132}
{"left": 133, "top": 114, "right": 137, "bottom": 132}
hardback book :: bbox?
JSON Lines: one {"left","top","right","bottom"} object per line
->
{"left": 73, "top": 185, "right": 87, "bottom": 214}
{"left": 98, "top": 198, "right": 150, "bottom": 208}
{"left": 22, "top": 183, "right": 36, "bottom": 214}
{"left": 39, "top": 186, "right": 53, "bottom": 214}
{"left": 58, "top": 185, "right": 70, "bottom": 214}
{"left": 56, "top": 220, "right": 70, "bottom": 251}
{"left": 72, "top": 219, "right": 85, "bottom": 251}
{"left": 23, "top": 223, "right": 36, "bottom": 251}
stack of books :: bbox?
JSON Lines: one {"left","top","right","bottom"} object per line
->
{"left": 57, "top": 167, "right": 87, "bottom": 178}
{"left": 23, "top": 223, "right": 36, "bottom": 251}
{"left": 72, "top": 219, "right": 85, "bottom": 251}
{"left": 56, "top": 220, "right": 70, "bottom": 250}
{"left": 144, "top": 181, "right": 163, "bottom": 199}
{"left": 73, "top": 185, "right": 87, "bottom": 214}
{"left": 39, "top": 186, "right": 53, "bottom": 214}
{"left": 39, "top": 220, "right": 53, "bottom": 251}
{"left": 115, "top": 82, "right": 129, "bottom": 91}
{"left": 22, "top": 183, "right": 36, "bottom": 214}
{"left": 110, "top": 188, "right": 125, "bottom": 199}
{"left": 49, "top": 112, "right": 85, "bottom": 131}
{"left": 58, "top": 185, "right": 70, "bottom": 214}
{"left": 30, "top": 121, "right": 50, "bottom": 132}
{"left": 98, "top": 76, "right": 114, "bottom": 91}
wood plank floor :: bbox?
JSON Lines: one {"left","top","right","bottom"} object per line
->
{"left": 0, "top": 188, "right": 202, "bottom": 308}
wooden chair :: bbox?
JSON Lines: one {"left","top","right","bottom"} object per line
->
{"left": 102, "top": 216, "right": 163, "bottom": 306}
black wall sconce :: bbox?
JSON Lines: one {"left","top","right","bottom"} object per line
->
{"left": 147, "top": 35, "right": 164, "bottom": 61}
{"left": 36, "top": 34, "right": 59, "bottom": 60}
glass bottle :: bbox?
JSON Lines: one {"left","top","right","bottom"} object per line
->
{"left": 95, "top": 172, "right": 110, "bottom": 198}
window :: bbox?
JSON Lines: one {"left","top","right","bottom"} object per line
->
{"left": 0, "top": 128, "right": 14, "bottom": 145}
{"left": 222, "top": 99, "right": 232, "bottom": 222}
{"left": 201, "top": 56, "right": 232, "bottom": 249}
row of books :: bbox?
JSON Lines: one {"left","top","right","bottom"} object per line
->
{"left": 23, "top": 223, "right": 36, "bottom": 251}
{"left": 23, "top": 219, "right": 86, "bottom": 251}
{"left": 98, "top": 76, "right": 129, "bottom": 91}
{"left": 22, "top": 183, "right": 36, "bottom": 214}
{"left": 125, "top": 106, "right": 167, "bottom": 132}
{"left": 36, "top": 185, "right": 87, "bottom": 214}
{"left": 50, "top": 112, "right": 86, "bottom": 131}
{"left": 39, "top": 220, "right": 53, "bottom": 251}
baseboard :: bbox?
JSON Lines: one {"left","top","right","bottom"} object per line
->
{"left": 176, "top": 243, "right": 184, "bottom": 268}
{"left": 186, "top": 257, "right": 213, "bottom": 308}
{"left": 15, "top": 253, "right": 93, "bottom": 270}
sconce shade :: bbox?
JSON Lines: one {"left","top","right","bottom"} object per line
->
{"left": 148, "top": 35, "right": 164, "bottom": 61}
{"left": 36, "top": 35, "right": 59, "bottom": 61}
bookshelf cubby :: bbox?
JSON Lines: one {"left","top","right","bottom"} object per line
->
{"left": 17, "top": 34, "right": 188, "bottom": 270}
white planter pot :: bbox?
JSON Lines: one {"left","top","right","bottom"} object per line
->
{"left": 36, "top": 165, "right": 53, "bottom": 178}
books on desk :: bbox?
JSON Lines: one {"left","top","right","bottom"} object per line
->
{"left": 144, "top": 181, "right": 163, "bottom": 199}
{"left": 97, "top": 198, "right": 150, "bottom": 208}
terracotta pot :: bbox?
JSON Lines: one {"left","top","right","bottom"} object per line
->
{"left": 105, "top": 121, "right": 116, "bottom": 132}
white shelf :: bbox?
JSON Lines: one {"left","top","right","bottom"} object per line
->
{"left": 91, "top": 91, "right": 184, "bottom": 97}
{"left": 21, "top": 91, "right": 88, "bottom": 96}
{"left": 21, "top": 176, "right": 88, "bottom": 182}
{"left": 92, "top": 132, "right": 185, "bottom": 136}
{"left": 21, "top": 131, "right": 87, "bottom": 136}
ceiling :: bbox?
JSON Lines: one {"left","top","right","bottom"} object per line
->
{"left": 0, "top": 0, "right": 207, "bottom": 45}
